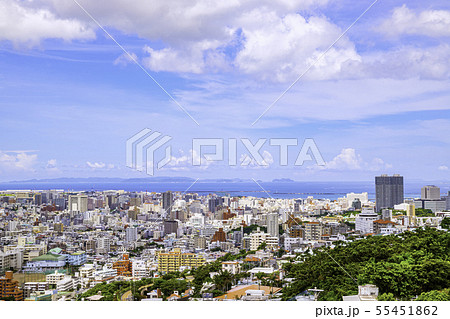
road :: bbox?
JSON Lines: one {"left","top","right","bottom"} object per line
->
{"left": 121, "top": 290, "right": 133, "bottom": 301}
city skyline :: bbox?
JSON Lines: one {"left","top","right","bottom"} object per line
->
{"left": 1, "top": 0, "right": 450, "bottom": 182}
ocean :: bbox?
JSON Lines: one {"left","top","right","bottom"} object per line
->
{"left": 1, "top": 181, "right": 449, "bottom": 200}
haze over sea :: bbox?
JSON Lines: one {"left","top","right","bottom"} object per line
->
{"left": 2, "top": 180, "right": 450, "bottom": 200}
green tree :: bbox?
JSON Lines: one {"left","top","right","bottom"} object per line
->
{"left": 416, "top": 289, "right": 450, "bottom": 301}
{"left": 377, "top": 293, "right": 396, "bottom": 301}
{"left": 441, "top": 217, "right": 450, "bottom": 230}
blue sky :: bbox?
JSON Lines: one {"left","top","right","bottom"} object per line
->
{"left": 1, "top": 0, "right": 450, "bottom": 182}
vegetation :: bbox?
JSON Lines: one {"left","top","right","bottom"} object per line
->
{"left": 78, "top": 278, "right": 153, "bottom": 301}
{"left": 416, "top": 288, "right": 450, "bottom": 301}
{"left": 231, "top": 224, "right": 266, "bottom": 234}
{"left": 415, "top": 208, "right": 434, "bottom": 217}
{"left": 441, "top": 217, "right": 450, "bottom": 230}
{"left": 281, "top": 228, "right": 450, "bottom": 301}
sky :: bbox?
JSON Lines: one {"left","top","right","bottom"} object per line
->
{"left": 1, "top": 0, "right": 450, "bottom": 182}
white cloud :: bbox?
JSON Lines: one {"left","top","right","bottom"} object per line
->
{"left": 0, "top": 0, "right": 95, "bottom": 46}
{"left": 378, "top": 5, "right": 450, "bottom": 38}
{"left": 326, "top": 148, "right": 363, "bottom": 170}
{"left": 351, "top": 44, "right": 450, "bottom": 80}
{"left": 45, "top": 159, "right": 60, "bottom": 173}
{"left": 86, "top": 161, "right": 115, "bottom": 169}
{"left": 46, "top": 159, "right": 57, "bottom": 168}
{"left": 438, "top": 165, "right": 449, "bottom": 171}
{"left": 162, "top": 149, "right": 210, "bottom": 171}
{"left": 25, "top": 0, "right": 349, "bottom": 80}
{"left": 323, "top": 148, "right": 391, "bottom": 171}
{"left": 0, "top": 151, "right": 38, "bottom": 171}
{"left": 234, "top": 9, "right": 360, "bottom": 81}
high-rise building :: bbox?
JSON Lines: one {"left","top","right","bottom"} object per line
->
{"left": 96, "top": 237, "right": 110, "bottom": 254}
{"left": 421, "top": 185, "right": 441, "bottom": 200}
{"left": 33, "top": 193, "right": 42, "bottom": 206}
{"left": 406, "top": 203, "right": 415, "bottom": 224}
{"left": 162, "top": 191, "right": 173, "bottom": 214}
{"left": 375, "top": 174, "right": 404, "bottom": 212}
{"left": 212, "top": 228, "right": 227, "bottom": 242}
{"left": 208, "top": 197, "right": 223, "bottom": 213}
{"left": 267, "top": 213, "right": 279, "bottom": 238}
{"left": 54, "top": 197, "right": 66, "bottom": 210}
{"left": 164, "top": 220, "right": 178, "bottom": 236}
{"left": 68, "top": 195, "right": 88, "bottom": 213}
{"left": 125, "top": 227, "right": 138, "bottom": 243}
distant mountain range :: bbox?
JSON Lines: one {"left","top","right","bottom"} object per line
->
{"left": 3, "top": 177, "right": 262, "bottom": 184}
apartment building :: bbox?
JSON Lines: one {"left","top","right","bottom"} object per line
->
{"left": 0, "top": 250, "right": 23, "bottom": 271}
{"left": 113, "top": 254, "right": 132, "bottom": 276}
{"left": 157, "top": 248, "right": 205, "bottom": 273}
{"left": 0, "top": 271, "right": 23, "bottom": 301}
{"left": 305, "top": 222, "right": 322, "bottom": 241}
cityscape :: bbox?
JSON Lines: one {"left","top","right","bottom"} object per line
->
{"left": 1, "top": 0, "right": 450, "bottom": 316}
{"left": 1, "top": 175, "right": 449, "bottom": 301}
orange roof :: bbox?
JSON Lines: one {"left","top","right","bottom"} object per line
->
{"left": 373, "top": 219, "right": 396, "bottom": 224}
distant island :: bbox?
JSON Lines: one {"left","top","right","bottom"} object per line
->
{"left": 272, "top": 178, "right": 295, "bottom": 183}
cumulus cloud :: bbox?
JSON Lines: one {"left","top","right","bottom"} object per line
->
{"left": 8, "top": 1, "right": 450, "bottom": 82}
{"left": 438, "top": 165, "right": 449, "bottom": 171}
{"left": 323, "top": 148, "right": 392, "bottom": 171}
{"left": 22, "top": 0, "right": 352, "bottom": 80}
{"left": 0, "top": 0, "right": 95, "bottom": 46}
{"left": 378, "top": 5, "right": 450, "bottom": 38}
{"left": 234, "top": 10, "right": 360, "bottom": 81}
{"left": 0, "top": 151, "right": 38, "bottom": 171}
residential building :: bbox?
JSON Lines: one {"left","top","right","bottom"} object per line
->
{"left": 267, "top": 213, "right": 279, "bottom": 238}
{"left": 96, "top": 237, "right": 110, "bottom": 254}
{"left": 113, "top": 254, "right": 132, "bottom": 277}
{"left": 125, "top": 227, "right": 138, "bottom": 243}
{"left": 157, "top": 248, "right": 205, "bottom": 273}
{"left": 132, "top": 260, "right": 150, "bottom": 278}
{"left": 305, "top": 222, "right": 322, "bottom": 241}
{"left": 373, "top": 220, "right": 397, "bottom": 234}
{"left": 68, "top": 195, "right": 88, "bottom": 213}
{"left": 221, "top": 261, "right": 240, "bottom": 275}
{"left": 0, "top": 271, "right": 23, "bottom": 301}
{"left": 164, "top": 220, "right": 178, "bottom": 236}
{"left": 0, "top": 250, "right": 23, "bottom": 271}
{"left": 355, "top": 207, "right": 378, "bottom": 234}
{"left": 212, "top": 228, "right": 226, "bottom": 242}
